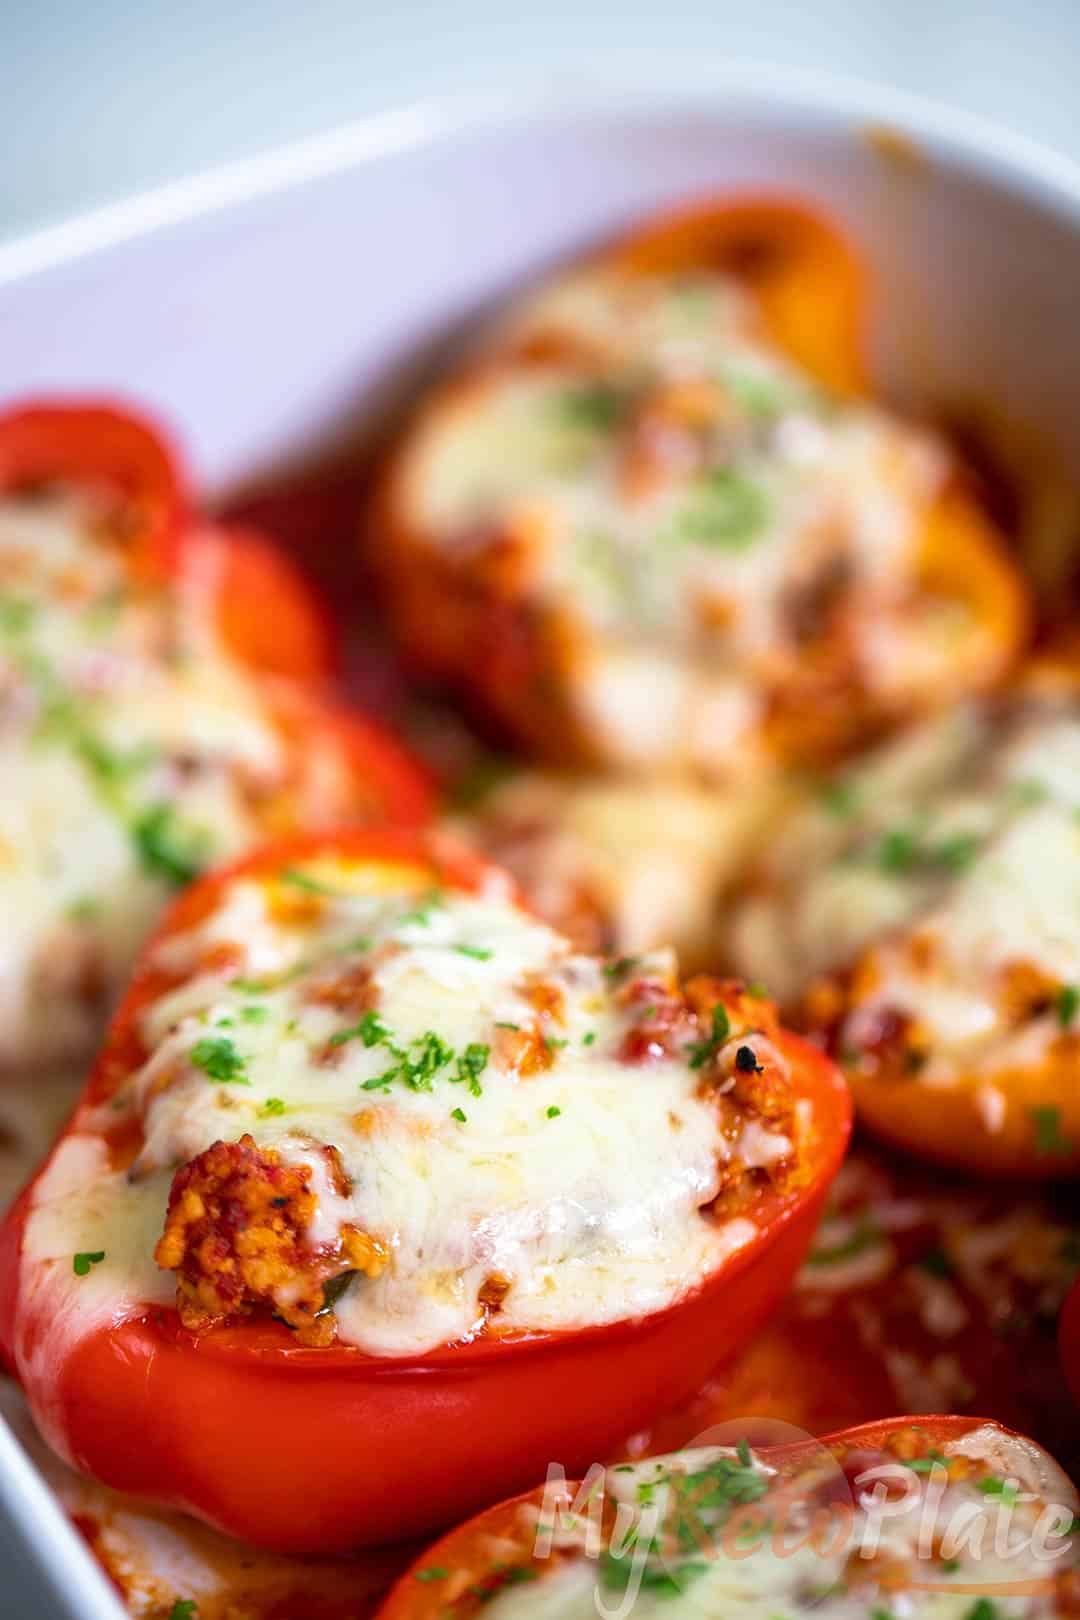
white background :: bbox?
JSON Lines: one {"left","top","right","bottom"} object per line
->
{"left": 4, "top": 0, "right": 1080, "bottom": 244}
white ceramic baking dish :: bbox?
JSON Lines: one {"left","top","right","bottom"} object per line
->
{"left": 2, "top": 64, "right": 1080, "bottom": 1620}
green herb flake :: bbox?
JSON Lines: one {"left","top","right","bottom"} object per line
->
{"left": 688, "top": 1003, "right": 731, "bottom": 1069}
{"left": 279, "top": 866, "right": 345, "bottom": 897}
{"left": 977, "top": 1477, "right": 1020, "bottom": 1505}
{"left": 0, "top": 596, "right": 35, "bottom": 635}
{"left": 399, "top": 891, "right": 445, "bottom": 929}
{"left": 555, "top": 382, "right": 624, "bottom": 432}
{"left": 133, "top": 804, "right": 210, "bottom": 887}
{"left": 168, "top": 1603, "right": 198, "bottom": 1620}
{"left": 965, "top": 1598, "right": 1002, "bottom": 1620}
{"left": 240, "top": 1004, "right": 268, "bottom": 1024}
{"left": 259, "top": 1097, "right": 286, "bottom": 1117}
{"left": 674, "top": 468, "right": 769, "bottom": 552}
{"left": 603, "top": 955, "right": 641, "bottom": 982}
{"left": 1058, "top": 984, "right": 1080, "bottom": 1028}
{"left": 876, "top": 826, "right": 918, "bottom": 875}
{"left": 331, "top": 1010, "right": 390, "bottom": 1049}
{"left": 73, "top": 1251, "right": 105, "bottom": 1277}
{"left": 1031, "top": 1105, "right": 1073, "bottom": 1157}
{"left": 904, "top": 1450, "right": 948, "bottom": 1474}
{"left": 190, "top": 1036, "right": 249, "bottom": 1085}
{"left": 546, "top": 1106, "right": 561, "bottom": 1119}
{"left": 818, "top": 778, "right": 860, "bottom": 817}
{"left": 933, "top": 833, "right": 980, "bottom": 873}
{"left": 454, "top": 1042, "right": 490, "bottom": 1096}
{"left": 454, "top": 944, "right": 493, "bottom": 961}
{"left": 582, "top": 1031, "right": 596, "bottom": 1046}
{"left": 413, "top": 1568, "right": 448, "bottom": 1584}
{"left": 451, "top": 1107, "right": 467, "bottom": 1123}
{"left": 65, "top": 895, "right": 101, "bottom": 922}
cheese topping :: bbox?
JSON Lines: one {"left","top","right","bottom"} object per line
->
{"left": 452, "top": 768, "right": 779, "bottom": 968}
{"left": 405, "top": 266, "right": 947, "bottom": 766}
{"left": 732, "top": 697, "right": 1080, "bottom": 1086}
{"left": 0, "top": 492, "right": 347, "bottom": 1071}
{"left": 456, "top": 1433, "right": 1078, "bottom": 1620}
{"left": 18, "top": 858, "right": 802, "bottom": 1370}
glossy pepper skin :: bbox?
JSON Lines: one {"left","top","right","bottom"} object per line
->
{"left": 374, "top": 1413, "right": 1078, "bottom": 1620}
{"left": 0, "top": 827, "right": 850, "bottom": 1556}
{"left": 374, "top": 197, "right": 1028, "bottom": 776}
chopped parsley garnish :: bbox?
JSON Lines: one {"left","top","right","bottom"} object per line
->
{"left": 454, "top": 1043, "right": 490, "bottom": 1096}
{"left": 1031, "top": 1105, "right": 1073, "bottom": 1157}
{"left": 603, "top": 955, "right": 640, "bottom": 981}
{"left": 65, "top": 895, "right": 101, "bottom": 922}
{"left": 582, "top": 1031, "right": 596, "bottom": 1046}
{"left": 167, "top": 1604, "right": 198, "bottom": 1620}
{"left": 544, "top": 1035, "right": 568, "bottom": 1052}
{"left": 966, "top": 1599, "right": 1002, "bottom": 1620}
{"left": 818, "top": 778, "right": 860, "bottom": 817}
{"left": 688, "top": 1003, "right": 731, "bottom": 1069}
{"left": 279, "top": 867, "right": 343, "bottom": 897}
{"left": 240, "top": 1004, "right": 268, "bottom": 1024}
{"left": 977, "top": 1476, "right": 1020, "bottom": 1504}
{"left": 413, "top": 1568, "right": 448, "bottom": 1584}
{"left": 546, "top": 1106, "right": 561, "bottom": 1119}
{"left": 454, "top": 944, "right": 493, "bottom": 961}
{"left": 331, "top": 1010, "right": 391, "bottom": 1049}
{"left": 0, "top": 596, "right": 35, "bottom": 635}
{"left": 363, "top": 1029, "right": 456, "bottom": 1094}
{"left": 399, "top": 891, "right": 445, "bottom": 928}
{"left": 259, "top": 1097, "right": 286, "bottom": 1117}
{"left": 934, "top": 832, "right": 980, "bottom": 873}
{"left": 556, "top": 382, "right": 624, "bottom": 431}
{"left": 904, "top": 1450, "right": 948, "bottom": 1474}
{"left": 598, "top": 1451, "right": 767, "bottom": 1600}
{"left": 734, "top": 1044, "right": 762, "bottom": 1073}
{"left": 1058, "top": 984, "right": 1080, "bottom": 1028}
{"left": 190, "top": 1036, "right": 249, "bottom": 1085}
{"left": 495, "top": 1021, "right": 520, "bottom": 1030}
{"left": 73, "top": 1251, "right": 105, "bottom": 1277}
{"left": 132, "top": 803, "right": 210, "bottom": 887}
{"left": 1007, "top": 777, "right": 1049, "bottom": 810}
{"left": 674, "top": 467, "right": 769, "bottom": 552}
{"left": 451, "top": 1107, "right": 467, "bottom": 1123}
{"left": 876, "top": 826, "right": 919, "bottom": 874}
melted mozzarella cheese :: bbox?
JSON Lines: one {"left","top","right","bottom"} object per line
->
{"left": 404, "top": 266, "right": 946, "bottom": 771}
{"left": 453, "top": 769, "right": 781, "bottom": 968}
{"left": 0, "top": 494, "right": 324, "bottom": 1071}
{"left": 732, "top": 698, "right": 1080, "bottom": 1082}
{"left": 19, "top": 869, "right": 786, "bottom": 1373}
